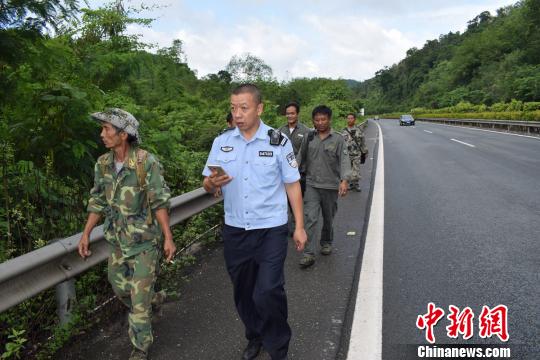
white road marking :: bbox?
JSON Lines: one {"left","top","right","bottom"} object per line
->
{"left": 424, "top": 122, "right": 540, "bottom": 141}
{"left": 423, "top": 130, "right": 433, "bottom": 134}
{"left": 347, "top": 121, "right": 384, "bottom": 360}
{"left": 450, "top": 138, "right": 475, "bottom": 148}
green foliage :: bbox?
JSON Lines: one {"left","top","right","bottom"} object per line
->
{"left": 226, "top": 53, "right": 274, "bottom": 82}
{"left": 0, "top": 329, "right": 26, "bottom": 359}
{"left": 408, "top": 99, "right": 540, "bottom": 121}
{"left": 0, "top": 0, "right": 78, "bottom": 32}
{"left": 1, "top": 2, "right": 369, "bottom": 357}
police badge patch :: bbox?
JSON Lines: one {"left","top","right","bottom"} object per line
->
{"left": 286, "top": 152, "right": 298, "bottom": 168}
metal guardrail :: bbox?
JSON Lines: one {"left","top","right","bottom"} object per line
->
{"left": 0, "top": 187, "right": 222, "bottom": 314}
{"left": 417, "top": 117, "right": 540, "bottom": 136}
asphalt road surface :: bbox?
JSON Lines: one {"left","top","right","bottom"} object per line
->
{"left": 379, "top": 120, "right": 539, "bottom": 359}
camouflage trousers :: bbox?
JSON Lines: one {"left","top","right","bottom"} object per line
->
{"left": 349, "top": 155, "right": 362, "bottom": 187}
{"left": 108, "top": 245, "right": 160, "bottom": 352}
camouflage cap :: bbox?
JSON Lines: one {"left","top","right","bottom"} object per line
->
{"left": 91, "top": 108, "right": 141, "bottom": 143}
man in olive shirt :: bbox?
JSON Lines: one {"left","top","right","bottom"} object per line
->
{"left": 279, "top": 102, "right": 311, "bottom": 236}
{"left": 278, "top": 102, "right": 310, "bottom": 156}
{"left": 297, "top": 105, "right": 351, "bottom": 268}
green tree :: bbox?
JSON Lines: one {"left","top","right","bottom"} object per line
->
{"left": 225, "top": 53, "right": 274, "bottom": 82}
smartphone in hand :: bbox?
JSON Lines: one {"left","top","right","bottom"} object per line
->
{"left": 207, "top": 164, "right": 228, "bottom": 177}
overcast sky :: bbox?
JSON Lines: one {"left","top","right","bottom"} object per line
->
{"left": 89, "top": 0, "right": 514, "bottom": 81}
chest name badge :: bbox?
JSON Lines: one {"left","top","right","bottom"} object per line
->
{"left": 259, "top": 151, "right": 273, "bottom": 157}
{"left": 221, "top": 146, "right": 234, "bottom": 152}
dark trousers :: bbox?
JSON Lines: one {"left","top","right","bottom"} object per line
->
{"left": 222, "top": 224, "right": 291, "bottom": 360}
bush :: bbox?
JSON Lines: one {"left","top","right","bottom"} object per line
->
{"left": 490, "top": 102, "right": 507, "bottom": 112}
{"left": 506, "top": 99, "right": 523, "bottom": 111}
{"left": 523, "top": 102, "right": 540, "bottom": 111}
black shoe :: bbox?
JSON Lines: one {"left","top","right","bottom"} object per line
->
{"left": 242, "top": 339, "right": 262, "bottom": 360}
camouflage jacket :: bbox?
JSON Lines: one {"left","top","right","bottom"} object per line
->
{"left": 342, "top": 125, "right": 368, "bottom": 157}
{"left": 87, "top": 146, "right": 171, "bottom": 257}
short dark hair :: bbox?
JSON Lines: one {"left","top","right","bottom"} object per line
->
{"left": 285, "top": 102, "right": 300, "bottom": 114}
{"left": 312, "top": 105, "right": 332, "bottom": 119}
{"left": 347, "top": 112, "right": 356, "bottom": 119}
{"left": 127, "top": 134, "right": 138, "bottom": 145}
{"left": 231, "top": 83, "right": 262, "bottom": 104}
{"left": 226, "top": 111, "right": 233, "bottom": 123}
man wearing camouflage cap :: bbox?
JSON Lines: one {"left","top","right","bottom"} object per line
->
{"left": 78, "top": 108, "right": 176, "bottom": 360}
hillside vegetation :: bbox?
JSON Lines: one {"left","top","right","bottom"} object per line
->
{"left": 0, "top": 2, "right": 361, "bottom": 357}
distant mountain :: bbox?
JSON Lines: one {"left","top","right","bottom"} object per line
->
{"left": 344, "top": 79, "right": 362, "bottom": 88}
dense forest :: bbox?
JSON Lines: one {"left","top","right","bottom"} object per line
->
{"left": 351, "top": 0, "right": 540, "bottom": 116}
{"left": 0, "top": 1, "right": 361, "bottom": 261}
{"left": 1, "top": 0, "right": 539, "bottom": 357}
{"left": 0, "top": 2, "right": 362, "bottom": 357}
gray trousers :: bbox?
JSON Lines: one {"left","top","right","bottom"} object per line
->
{"left": 303, "top": 185, "right": 339, "bottom": 256}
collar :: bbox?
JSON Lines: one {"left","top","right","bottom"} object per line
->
{"left": 315, "top": 129, "right": 335, "bottom": 137}
{"left": 231, "top": 119, "right": 268, "bottom": 141}
{"left": 104, "top": 146, "right": 138, "bottom": 169}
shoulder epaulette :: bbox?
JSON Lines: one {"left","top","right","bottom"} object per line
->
{"left": 97, "top": 153, "right": 110, "bottom": 165}
{"left": 219, "top": 127, "right": 235, "bottom": 135}
{"left": 307, "top": 130, "right": 316, "bottom": 142}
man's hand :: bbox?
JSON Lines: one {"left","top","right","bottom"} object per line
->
{"left": 78, "top": 213, "right": 101, "bottom": 259}
{"left": 293, "top": 228, "right": 307, "bottom": 252}
{"left": 208, "top": 170, "right": 232, "bottom": 189}
{"left": 163, "top": 237, "right": 176, "bottom": 263}
{"left": 78, "top": 235, "right": 92, "bottom": 259}
{"left": 155, "top": 208, "right": 175, "bottom": 262}
{"left": 339, "top": 180, "right": 348, "bottom": 197}
{"left": 214, "top": 186, "right": 222, "bottom": 198}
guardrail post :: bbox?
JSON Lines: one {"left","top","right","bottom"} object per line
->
{"left": 55, "top": 279, "right": 76, "bottom": 325}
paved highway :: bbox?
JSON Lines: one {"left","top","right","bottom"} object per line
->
{"left": 378, "top": 120, "right": 539, "bottom": 359}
